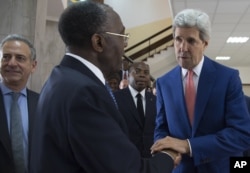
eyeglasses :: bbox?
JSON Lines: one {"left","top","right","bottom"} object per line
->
{"left": 105, "top": 32, "right": 130, "bottom": 44}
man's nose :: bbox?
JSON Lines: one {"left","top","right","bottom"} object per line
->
{"left": 7, "top": 56, "right": 18, "bottom": 65}
{"left": 180, "top": 41, "right": 188, "bottom": 52}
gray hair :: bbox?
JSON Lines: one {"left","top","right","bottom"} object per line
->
{"left": 173, "top": 9, "right": 211, "bottom": 42}
{"left": 0, "top": 34, "right": 36, "bottom": 60}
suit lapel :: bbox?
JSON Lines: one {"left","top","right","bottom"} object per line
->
{"left": 27, "top": 90, "right": 36, "bottom": 135}
{"left": 124, "top": 88, "right": 144, "bottom": 128}
{"left": 173, "top": 67, "right": 192, "bottom": 131}
{"left": 26, "top": 89, "right": 39, "bottom": 157}
{"left": 0, "top": 90, "right": 12, "bottom": 157}
{"left": 193, "top": 57, "right": 216, "bottom": 133}
{"left": 160, "top": 66, "right": 193, "bottom": 136}
{"left": 144, "top": 92, "right": 156, "bottom": 126}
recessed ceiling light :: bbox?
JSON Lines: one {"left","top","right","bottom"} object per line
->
{"left": 227, "top": 37, "right": 249, "bottom": 43}
{"left": 216, "top": 56, "right": 231, "bottom": 60}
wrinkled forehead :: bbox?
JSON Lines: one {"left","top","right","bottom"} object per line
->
{"left": 132, "top": 63, "right": 150, "bottom": 71}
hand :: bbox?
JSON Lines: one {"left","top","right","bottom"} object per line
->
{"left": 151, "top": 136, "right": 190, "bottom": 155}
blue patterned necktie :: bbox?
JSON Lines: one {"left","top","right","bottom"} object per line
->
{"left": 10, "top": 92, "right": 25, "bottom": 173}
{"left": 105, "top": 83, "right": 118, "bottom": 109}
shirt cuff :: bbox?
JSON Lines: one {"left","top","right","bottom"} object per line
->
{"left": 187, "top": 139, "right": 192, "bottom": 157}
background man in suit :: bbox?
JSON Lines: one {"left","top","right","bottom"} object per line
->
{"left": 0, "top": 34, "right": 39, "bottom": 173}
{"left": 106, "top": 72, "right": 120, "bottom": 92}
{"left": 29, "top": 1, "right": 180, "bottom": 173}
{"left": 114, "top": 62, "right": 156, "bottom": 158}
{"left": 151, "top": 9, "right": 250, "bottom": 173}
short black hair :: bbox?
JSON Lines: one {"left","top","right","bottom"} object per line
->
{"left": 58, "top": 1, "right": 111, "bottom": 48}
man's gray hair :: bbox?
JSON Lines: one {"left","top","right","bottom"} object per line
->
{"left": 173, "top": 9, "right": 211, "bottom": 42}
{"left": 0, "top": 34, "right": 36, "bottom": 60}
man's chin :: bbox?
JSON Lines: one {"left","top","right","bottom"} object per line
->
{"left": 4, "top": 77, "right": 21, "bottom": 83}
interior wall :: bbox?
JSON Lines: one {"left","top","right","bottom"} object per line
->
{"left": 126, "top": 18, "right": 172, "bottom": 50}
{"left": 243, "top": 85, "right": 250, "bottom": 96}
{"left": 104, "top": 0, "right": 171, "bottom": 29}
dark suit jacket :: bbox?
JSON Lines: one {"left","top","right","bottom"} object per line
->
{"left": 243, "top": 95, "right": 250, "bottom": 156}
{"left": 245, "top": 95, "right": 250, "bottom": 113}
{"left": 155, "top": 56, "right": 250, "bottom": 173}
{"left": 29, "top": 55, "right": 174, "bottom": 173}
{"left": 114, "top": 88, "right": 156, "bottom": 158}
{"left": 0, "top": 88, "right": 39, "bottom": 173}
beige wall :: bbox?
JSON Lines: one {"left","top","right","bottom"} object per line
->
{"left": 243, "top": 85, "right": 250, "bottom": 96}
{"left": 1, "top": 0, "right": 249, "bottom": 94}
{"left": 126, "top": 18, "right": 172, "bottom": 48}
{"left": 0, "top": 0, "right": 37, "bottom": 89}
{"left": 31, "top": 0, "right": 65, "bottom": 92}
{"left": 125, "top": 18, "right": 173, "bottom": 62}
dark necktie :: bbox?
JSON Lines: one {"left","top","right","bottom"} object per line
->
{"left": 10, "top": 92, "right": 25, "bottom": 173}
{"left": 136, "top": 93, "right": 145, "bottom": 124}
{"left": 105, "top": 83, "right": 118, "bottom": 109}
{"left": 185, "top": 70, "right": 196, "bottom": 125}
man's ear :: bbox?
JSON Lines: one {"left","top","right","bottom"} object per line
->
{"left": 91, "top": 33, "right": 104, "bottom": 52}
{"left": 204, "top": 40, "right": 209, "bottom": 47}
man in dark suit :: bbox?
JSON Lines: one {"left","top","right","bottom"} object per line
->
{"left": 29, "top": 1, "right": 180, "bottom": 173}
{"left": 0, "top": 34, "right": 39, "bottom": 173}
{"left": 114, "top": 62, "right": 156, "bottom": 158}
{"left": 151, "top": 9, "right": 250, "bottom": 173}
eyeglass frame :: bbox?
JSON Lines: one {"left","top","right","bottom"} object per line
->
{"left": 105, "top": 32, "right": 130, "bottom": 44}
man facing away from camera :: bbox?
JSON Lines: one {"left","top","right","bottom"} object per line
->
{"left": 29, "top": 1, "right": 181, "bottom": 173}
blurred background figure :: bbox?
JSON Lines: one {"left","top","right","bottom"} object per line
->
{"left": 119, "top": 78, "right": 129, "bottom": 89}
{"left": 120, "top": 58, "right": 130, "bottom": 80}
{"left": 118, "top": 58, "right": 131, "bottom": 89}
{"left": 106, "top": 72, "right": 120, "bottom": 92}
{"left": 152, "top": 81, "right": 157, "bottom": 96}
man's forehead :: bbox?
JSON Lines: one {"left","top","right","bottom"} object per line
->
{"left": 107, "top": 9, "right": 124, "bottom": 31}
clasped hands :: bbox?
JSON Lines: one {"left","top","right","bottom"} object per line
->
{"left": 151, "top": 136, "right": 190, "bottom": 167}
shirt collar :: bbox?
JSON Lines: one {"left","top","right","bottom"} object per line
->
{"left": 66, "top": 53, "right": 105, "bottom": 85}
{"left": 128, "top": 85, "right": 146, "bottom": 98}
{"left": 0, "top": 82, "right": 27, "bottom": 96}
{"left": 182, "top": 56, "right": 204, "bottom": 79}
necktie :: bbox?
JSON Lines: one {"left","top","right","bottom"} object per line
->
{"left": 185, "top": 70, "right": 196, "bottom": 125}
{"left": 10, "top": 92, "right": 25, "bottom": 173}
{"left": 105, "top": 83, "right": 118, "bottom": 109}
{"left": 136, "top": 93, "right": 145, "bottom": 124}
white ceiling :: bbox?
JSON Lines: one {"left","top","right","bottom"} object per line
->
{"left": 47, "top": 0, "right": 250, "bottom": 70}
{"left": 170, "top": 0, "right": 250, "bottom": 68}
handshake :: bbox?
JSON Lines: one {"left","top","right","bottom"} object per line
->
{"left": 151, "top": 136, "right": 191, "bottom": 167}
